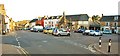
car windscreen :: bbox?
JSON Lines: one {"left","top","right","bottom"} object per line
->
{"left": 104, "top": 30, "right": 110, "bottom": 32}
{"left": 95, "top": 30, "right": 99, "bottom": 32}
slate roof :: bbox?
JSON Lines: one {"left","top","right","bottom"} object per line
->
{"left": 100, "top": 15, "right": 120, "bottom": 22}
{"left": 29, "top": 19, "right": 38, "bottom": 23}
{"left": 66, "top": 14, "right": 89, "bottom": 21}
{"left": 100, "top": 16, "right": 114, "bottom": 22}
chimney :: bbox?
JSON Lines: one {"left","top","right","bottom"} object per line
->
{"left": 102, "top": 14, "right": 103, "bottom": 17}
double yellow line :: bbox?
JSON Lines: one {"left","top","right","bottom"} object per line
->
{"left": 18, "top": 47, "right": 31, "bottom": 56}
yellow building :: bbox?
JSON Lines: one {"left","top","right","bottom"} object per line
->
{"left": 0, "top": 4, "right": 6, "bottom": 34}
{"left": 16, "top": 20, "right": 30, "bottom": 30}
{"left": 0, "top": 4, "right": 6, "bottom": 16}
{"left": 9, "top": 18, "right": 16, "bottom": 31}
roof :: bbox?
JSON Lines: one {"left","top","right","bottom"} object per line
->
{"left": 66, "top": 14, "right": 89, "bottom": 21}
{"left": 100, "top": 16, "right": 114, "bottom": 22}
{"left": 29, "top": 19, "right": 38, "bottom": 23}
{"left": 100, "top": 15, "right": 120, "bottom": 22}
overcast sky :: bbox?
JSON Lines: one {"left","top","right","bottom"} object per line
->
{"left": 0, "top": 0, "right": 120, "bottom": 21}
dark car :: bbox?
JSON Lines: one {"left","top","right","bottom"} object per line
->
{"left": 74, "top": 29, "right": 85, "bottom": 33}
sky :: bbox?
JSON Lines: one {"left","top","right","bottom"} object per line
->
{"left": 0, "top": 0, "right": 120, "bottom": 21}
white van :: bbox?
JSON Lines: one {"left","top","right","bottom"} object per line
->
{"left": 32, "top": 26, "right": 43, "bottom": 32}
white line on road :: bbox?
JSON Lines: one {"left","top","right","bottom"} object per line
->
{"left": 42, "top": 41, "right": 48, "bottom": 43}
{"left": 16, "top": 38, "right": 19, "bottom": 42}
{"left": 18, "top": 42, "right": 21, "bottom": 47}
{"left": 64, "top": 40, "right": 89, "bottom": 50}
{"left": 18, "top": 37, "right": 21, "bottom": 38}
{"left": 88, "top": 45, "right": 96, "bottom": 53}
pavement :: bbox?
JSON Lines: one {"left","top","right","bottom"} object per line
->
{"left": 92, "top": 42, "right": 118, "bottom": 54}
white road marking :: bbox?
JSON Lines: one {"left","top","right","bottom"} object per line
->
{"left": 16, "top": 38, "right": 18, "bottom": 42}
{"left": 11, "top": 45, "right": 29, "bottom": 55}
{"left": 38, "top": 45, "right": 42, "bottom": 47}
{"left": 18, "top": 42, "right": 21, "bottom": 47}
{"left": 43, "top": 41, "right": 47, "bottom": 43}
{"left": 88, "top": 45, "right": 96, "bottom": 53}
{"left": 64, "top": 40, "right": 89, "bottom": 50}
{"left": 18, "top": 37, "right": 21, "bottom": 38}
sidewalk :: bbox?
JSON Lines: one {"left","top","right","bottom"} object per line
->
{"left": 0, "top": 31, "right": 16, "bottom": 37}
{"left": 2, "top": 44, "right": 21, "bottom": 54}
{"left": 93, "top": 42, "right": 118, "bottom": 54}
{"left": 1, "top": 44, "right": 30, "bottom": 56}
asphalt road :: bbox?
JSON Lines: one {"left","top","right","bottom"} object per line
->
{"left": 2, "top": 30, "right": 118, "bottom": 54}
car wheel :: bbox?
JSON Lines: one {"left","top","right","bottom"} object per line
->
{"left": 67, "top": 33, "right": 70, "bottom": 36}
{"left": 82, "top": 33, "right": 85, "bottom": 35}
{"left": 58, "top": 34, "right": 61, "bottom": 36}
{"left": 88, "top": 33, "right": 91, "bottom": 36}
{"left": 93, "top": 34, "right": 96, "bottom": 36}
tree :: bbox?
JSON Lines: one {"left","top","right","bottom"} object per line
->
{"left": 91, "top": 15, "right": 101, "bottom": 24}
{"left": 91, "top": 15, "right": 101, "bottom": 30}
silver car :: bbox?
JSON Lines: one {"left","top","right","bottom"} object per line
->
{"left": 89, "top": 30, "right": 103, "bottom": 36}
{"left": 53, "top": 28, "right": 70, "bottom": 36}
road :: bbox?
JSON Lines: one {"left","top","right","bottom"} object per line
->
{"left": 2, "top": 30, "right": 118, "bottom": 54}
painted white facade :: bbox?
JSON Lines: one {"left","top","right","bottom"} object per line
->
{"left": 44, "top": 19, "right": 59, "bottom": 28}
{"left": 78, "top": 21, "right": 89, "bottom": 29}
{"left": 78, "top": 21, "right": 89, "bottom": 25}
{"left": 5, "top": 16, "right": 10, "bottom": 32}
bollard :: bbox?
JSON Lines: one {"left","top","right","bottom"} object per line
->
{"left": 99, "top": 37, "right": 102, "bottom": 49}
{"left": 108, "top": 39, "right": 111, "bottom": 53}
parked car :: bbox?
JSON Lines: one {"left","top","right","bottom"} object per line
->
{"left": 74, "top": 28, "right": 85, "bottom": 33}
{"left": 52, "top": 28, "right": 70, "bottom": 36}
{"left": 30, "top": 28, "right": 37, "bottom": 32}
{"left": 30, "top": 26, "right": 43, "bottom": 32}
{"left": 118, "top": 30, "right": 120, "bottom": 35}
{"left": 88, "top": 30, "right": 103, "bottom": 36}
{"left": 43, "top": 27, "right": 50, "bottom": 34}
{"left": 103, "top": 30, "right": 112, "bottom": 34}
{"left": 82, "top": 30, "right": 91, "bottom": 35}
{"left": 48, "top": 27, "right": 55, "bottom": 34}
{"left": 34, "top": 26, "right": 43, "bottom": 32}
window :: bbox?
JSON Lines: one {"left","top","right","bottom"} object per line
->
{"left": 45, "top": 22, "right": 47, "bottom": 24}
{"left": 114, "top": 22, "right": 118, "bottom": 26}
{"left": 114, "top": 16, "right": 118, "bottom": 21}
{"left": 56, "top": 21, "right": 59, "bottom": 24}
{"left": 106, "top": 22, "right": 110, "bottom": 26}
{"left": 52, "top": 22, "right": 53, "bottom": 24}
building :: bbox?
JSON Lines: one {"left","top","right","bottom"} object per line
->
{"left": 29, "top": 19, "right": 38, "bottom": 28}
{"left": 9, "top": 18, "right": 16, "bottom": 31}
{"left": 4, "top": 15, "right": 10, "bottom": 33}
{"left": 100, "top": 15, "right": 120, "bottom": 33}
{"left": 44, "top": 16, "right": 59, "bottom": 28}
{"left": 0, "top": 14, "right": 3, "bottom": 34}
{"left": 16, "top": 20, "right": 30, "bottom": 30}
{"left": 0, "top": 4, "right": 6, "bottom": 16}
{"left": 66, "top": 14, "right": 89, "bottom": 30}
{"left": 0, "top": 4, "right": 6, "bottom": 34}
{"left": 36, "top": 16, "right": 46, "bottom": 27}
